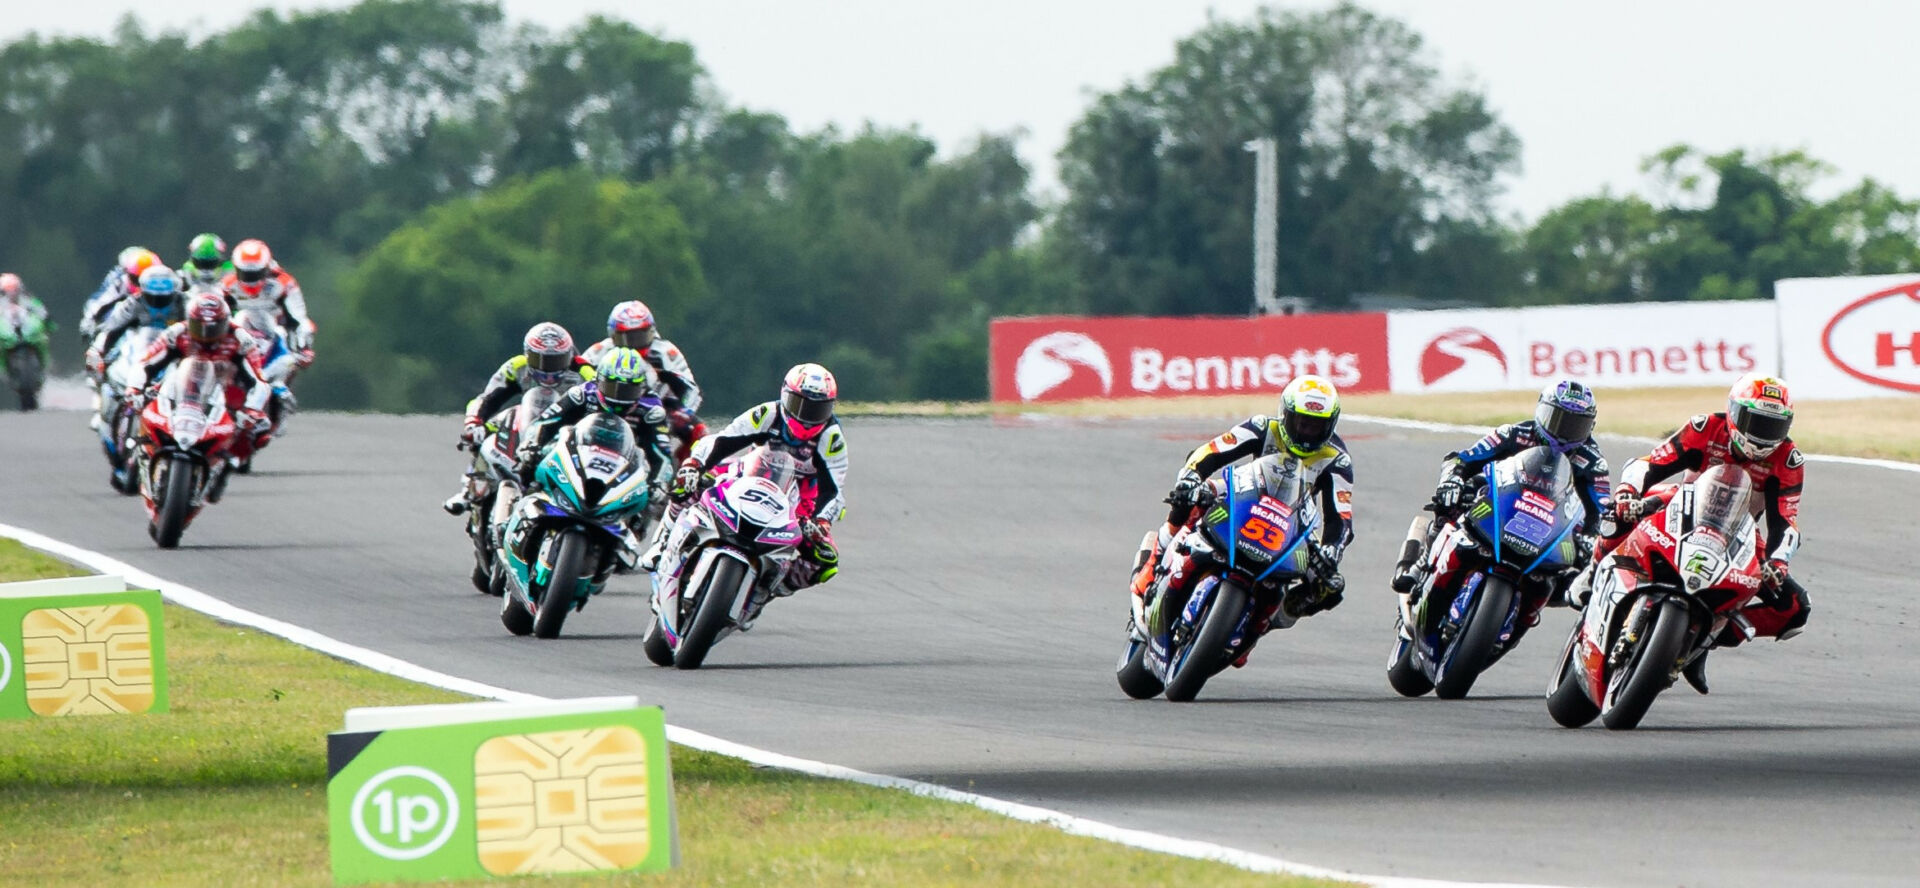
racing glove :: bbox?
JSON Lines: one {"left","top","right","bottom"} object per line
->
{"left": 1168, "top": 469, "right": 1205, "bottom": 506}
{"left": 460, "top": 418, "right": 486, "bottom": 449}
{"left": 1433, "top": 475, "right": 1468, "bottom": 510}
{"left": 671, "top": 458, "right": 705, "bottom": 503}
{"left": 1612, "top": 490, "right": 1643, "bottom": 524}
{"left": 85, "top": 348, "right": 105, "bottom": 375}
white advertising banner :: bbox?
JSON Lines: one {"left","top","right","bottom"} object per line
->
{"left": 1388, "top": 301, "right": 1779, "bottom": 394}
{"left": 1776, "top": 274, "right": 1920, "bottom": 399}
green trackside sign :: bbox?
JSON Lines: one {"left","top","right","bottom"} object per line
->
{"left": 0, "top": 575, "right": 168, "bottom": 720}
{"left": 327, "top": 696, "right": 677, "bottom": 884}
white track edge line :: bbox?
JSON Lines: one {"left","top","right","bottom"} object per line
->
{"left": 0, "top": 520, "right": 1571, "bottom": 888}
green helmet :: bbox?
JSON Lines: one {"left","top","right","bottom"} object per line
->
{"left": 592, "top": 347, "right": 655, "bottom": 411}
{"left": 187, "top": 233, "right": 228, "bottom": 272}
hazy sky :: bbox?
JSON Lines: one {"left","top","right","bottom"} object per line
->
{"left": 10, "top": 1, "right": 1918, "bottom": 222}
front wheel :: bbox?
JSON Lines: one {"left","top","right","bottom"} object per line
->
{"left": 532, "top": 532, "right": 590, "bottom": 639}
{"left": 1386, "top": 628, "right": 1434, "bottom": 697}
{"left": 1115, "top": 636, "right": 1164, "bottom": 700}
{"left": 152, "top": 455, "right": 197, "bottom": 549}
{"left": 1547, "top": 637, "right": 1601, "bottom": 728}
{"left": 1601, "top": 598, "right": 1690, "bottom": 731}
{"left": 1163, "top": 577, "right": 1249, "bottom": 703}
{"left": 643, "top": 615, "right": 675, "bottom": 667}
{"left": 674, "top": 556, "right": 747, "bottom": 670}
{"left": 1433, "top": 575, "right": 1515, "bottom": 700}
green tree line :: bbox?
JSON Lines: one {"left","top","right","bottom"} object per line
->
{"left": 2, "top": 1, "right": 1916, "bottom": 412}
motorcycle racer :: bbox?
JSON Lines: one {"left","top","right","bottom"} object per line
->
{"left": 581, "top": 301, "right": 704, "bottom": 451}
{"left": 131, "top": 294, "right": 275, "bottom": 493}
{"left": 1129, "top": 375, "right": 1353, "bottom": 633}
{"left": 0, "top": 273, "right": 45, "bottom": 321}
{"left": 643, "top": 363, "right": 845, "bottom": 595}
{"left": 441, "top": 322, "right": 597, "bottom": 515}
{"left": 1574, "top": 373, "right": 1808, "bottom": 693}
{"left": 80, "top": 247, "right": 159, "bottom": 339}
{"left": 1390, "top": 381, "right": 1610, "bottom": 622}
{"left": 87, "top": 265, "right": 185, "bottom": 378}
{"left": 221, "top": 239, "right": 316, "bottom": 354}
{"left": 180, "top": 233, "right": 232, "bottom": 290}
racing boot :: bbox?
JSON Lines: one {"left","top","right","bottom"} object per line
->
{"left": 1130, "top": 524, "right": 1174, "bottom": 598}
{"left": 1389, "top": 537, "right": 1424, "bottom": 594}
{"left": 442, "top": 493, "right": 470, "bottom": 515}
{"left": 205, "top": 457, "right": 236, "bottom": 504}
{"left": 1564, "top": 562, "right": 1598, "bottom": 609}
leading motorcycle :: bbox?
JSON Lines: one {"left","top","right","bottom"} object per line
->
{"left": 1115, "top": 453, "right": 1325, "bottom": 702}
{"left": 642, "top": 447, "right": 805, "bottom": 670}
{"left": 1387, "top": 446, "right": 1586, "bottom": 699}
{"left": 1547, "top": 465, "right": 1769, "bottom": 730}
{"left": 133, "top": 357, "right": 240, "bottom": 548}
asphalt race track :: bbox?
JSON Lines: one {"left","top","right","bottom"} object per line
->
{"left": 6, "top": 409, "right": 1919, "bottom": 887}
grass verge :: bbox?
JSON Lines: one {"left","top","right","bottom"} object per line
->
{"left": 0, "top": 539, "right": 1344, "bottom": 888}
{"left": 846, "top": 387, "right": 1920, "bottom": 462}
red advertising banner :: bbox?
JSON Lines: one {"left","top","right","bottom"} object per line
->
{"left": 989, "top": 314, "right": 1391, "bottom": 403}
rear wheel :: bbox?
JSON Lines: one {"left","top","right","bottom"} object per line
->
{"left": 1433, "top": 575, "right": 1515, "bottom": 700}
{"left": 1386, "top": 628, "right": 1434, "bottom": 697}
{"left": 153, "top": 455, "right": 196, "bottom": 549}
{"left": 532, "top": 532, "right": 589, "bottom": 639}
{"left": 1601, "top": 598, "right": 1689, "bottom": 731}
{"left": 1163, "top": 578, "right": 1248, "bottom": 703}
{"left": 643, "top": 615, "right": 675, "bottom": 667}
{"left": 674, "top": 557, "right": 746, "bottom": 670}
{"left": 1115, "top": 636, "right": 1164, "bottom": 700}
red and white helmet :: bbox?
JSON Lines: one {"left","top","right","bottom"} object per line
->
{"left": 607, "top": 300, "right": 657, "bottom": 350}
{"left": 522, "top": 322, "right": 577, "bottom": 386}
{"left": 0, "top": 273, "right": 20, "bottom": 297}
{"left": 1726, "top": 373, "right": 1793, "bottom": 461}
{"left": 184, "top": 293, "right": 232, "bottom": 345}
{"left": 779, "top": 363, "right": 837, "bottom": 442}
{"left": 232, "top": 239, "right": 273, "bottom": 291}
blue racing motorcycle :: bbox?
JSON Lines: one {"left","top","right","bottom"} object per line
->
{"left": 1388, "top": 446, "right": 1584, "bottom": 699}
{"left": 1117, "top": 454, "right": 1324, "bottom": 702}
{"left": 496, "top": 414, "right": 657, "bottom": 639}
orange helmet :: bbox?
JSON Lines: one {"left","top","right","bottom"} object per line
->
{"left": 1727, "top": 373, "right": 1793, "bottom": 461}
{"left": 232, "top": 239, "right": 274, "bottom": 288}
{"left": 123, "top": 247, "right": 159, "bottom": 280}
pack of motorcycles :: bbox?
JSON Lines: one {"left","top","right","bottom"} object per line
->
{"left": 79, "top": 313, "right": 1771, "bottom": 724}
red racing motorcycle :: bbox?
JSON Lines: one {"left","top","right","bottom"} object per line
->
{"left": 1547, "top": 465, "right": 1768, "bottom": 730}
{"left": 134, "top": 357, "right": 241, "bottom": 548}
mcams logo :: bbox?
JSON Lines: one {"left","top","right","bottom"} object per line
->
{"left": 1015, "top": 332, "right": 1113, "bottom": 400}
{"left": 1131, "top": 348, "right": 1361, "bottom": 393}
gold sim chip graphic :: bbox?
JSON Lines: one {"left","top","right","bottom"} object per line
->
{"left": 473, "top": 726, "right": 651, "bottom": 875}
{"left": 21, "top": 605, "right": 156, "bottom": 716}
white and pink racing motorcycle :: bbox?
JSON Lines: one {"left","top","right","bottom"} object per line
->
{"left": 642, "top": 447, "right": 805, "bottom": 669}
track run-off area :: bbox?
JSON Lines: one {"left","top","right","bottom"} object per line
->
{"left": 4, "top": 409, "right": 1919, "bottom": 887}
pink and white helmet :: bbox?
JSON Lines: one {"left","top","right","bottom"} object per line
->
{"left": 607, "top": 300, "right": 657, "bottom": 350}
{"left": 779, "top": 363, "right": 837, "bottom": 441}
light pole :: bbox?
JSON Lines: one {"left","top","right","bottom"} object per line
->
{"left": 1247, "top": 138, "right": 1279, "bottom": 315}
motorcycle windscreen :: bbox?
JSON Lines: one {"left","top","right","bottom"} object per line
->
{"left": 1676, "top": 465, "right": 1756, "bottom": 592}
{"left": 1485, "top": 446, "right": 1579, "bottom": 566}
{"left": 1216, "top": 454, "right": 1315, "bottom": 574}
{"left": 568, "top": 414, "right": 644, "bottom": 515}
{"left": 738, "top": 447, "right": 800, "bottom": 506}
{"left": 160, "top": 357, "right": 227, "bottom": 447}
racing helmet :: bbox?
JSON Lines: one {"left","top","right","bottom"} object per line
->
{"left": 137, "top": 266, "right": 182, "bottom": 309}
{"left": 187, "top": 233, "right": 228, "bottom": 272}
{"left": 1534, "top": 379, "right": 1597, "bottom": 453}
{"left": 232, "top": 239, "right": 273, "bottom": 289}
{"left": 779, "top": 363, "right": 838, "bottom": 442}
{"left": 592, "top": 347, "right": 654, "bottom": 412}
{"left": 123, "top": 247, "right": 159, "bottom": 280}
{"left": 607, "top": 300, "right": 657, "bottom": 350}
{"left": 1727, "top": 374, "right": 1792, "bottom": 461}
{"left": 522, "top": 322, "right": 577, "bottom": 387}
{"left": 0, "top": 273, "right": 20, "bottom": 297}
{"left": 184, "top": 293, "right": 231, "bottom": 344}
{"left": 1273, "top": 375, "right": 1341, "bottom": 457}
